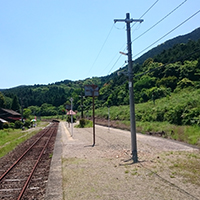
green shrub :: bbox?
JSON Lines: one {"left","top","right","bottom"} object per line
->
{"left": 67, "top": 115, "right": 76, "bottom": 123}
{"left": 24, "top": 119, "right": 31, "bottom": 128}
{"left": 0, "top": 122, "right": 3, "bottom": 129}
{"left": 3, "top": 123, "right": 9, "bottom": 129}
{"left": 15, "top": 120, "right": 23, "bottom": 129}
{"left": 79, "top": 118, "right": 86, "bottom": 128}
{"left": 76, "top": 119, "right": 92, "bottom": 128}
{"left": 9, "top": 123, "right": 15, "bottom": 129}
{"left": 176, "top": 78, "right": 194, "bottom": 89}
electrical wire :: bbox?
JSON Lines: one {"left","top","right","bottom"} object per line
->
{"left": 105, "top": 0, "right": 161, "bottom": 76}
{"left": 133, "top": 9, "right": 200, "bottom": 59}
{"left": 131, "top": 0, "right": 188, "bottom": 43}
{"left": 107, "top": 54, "right": 123, "bottom": 75}
{"left": 131, "top": 0, "right": 159, "bottom": 29}
{"left": 134, "top": 47, "right": 200, "bottom": 78}
{"left": 106, "top": 0, "right": 188, "bottom": 76}
{"left": 86, "top": 24, "right": 114, "bottom": 77}
{"left": 99, "top": 47, "right": 200, "bottom": 103}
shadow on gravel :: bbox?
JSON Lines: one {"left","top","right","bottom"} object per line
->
{"left": 119, "top": 158, "right": 146, "bottom": 166}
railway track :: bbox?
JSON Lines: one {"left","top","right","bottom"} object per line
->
{"left": 0, "top": 121, "right": 59, "bottom": 200}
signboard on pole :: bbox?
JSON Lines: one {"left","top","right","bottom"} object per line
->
{"left": 66, "top": 104, "right": 71, "bottom": 110}
{"left": 84, "top": 85, "right": 99, "bottom": 97}
{"left": 84, "top": 84, "right": 99, "bottom": 146}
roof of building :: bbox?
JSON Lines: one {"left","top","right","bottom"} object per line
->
{"left": 0, "top": 118, "right": 8, "bottom": 123}
{"left": 0, "top": 108, "right": 21, "bottom": 116}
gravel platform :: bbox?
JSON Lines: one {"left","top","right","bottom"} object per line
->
{"left": 45, "top": 121, "right": 199, "bottom": 200}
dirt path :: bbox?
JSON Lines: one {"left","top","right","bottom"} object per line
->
{"left": 61, "top": 122, "right": 200, "bottom": 200}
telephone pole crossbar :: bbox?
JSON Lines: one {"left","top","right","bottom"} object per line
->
{"left": 114, "top": 13, "right": 143, "bottom": 163}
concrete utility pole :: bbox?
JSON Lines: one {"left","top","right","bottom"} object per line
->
{"left": 114, "top": 13, "right": 143, "bottom": 163}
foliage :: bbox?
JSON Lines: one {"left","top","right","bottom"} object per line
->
{"left": 9, "top": 123, "right": 15, "bottom": 129}
{"left": 176, "top": 78, "right": 194, "bottom": 89}
{"left": 40, "top": 103, "right": 57, "bottom": 116}
{"left": 23, "top": 108, "right": 32, "bottom": 119}
{"left": 4, "top": 96, "right": 12, "bottom": 109}
{"left": 24, "top": 119, "right": 31, "bottom": 128}
{"left": 1, "top": 31, "right": 200, "bottom": 130}
{"left": 0, "top": 92, "right": 5, "bottom": 108}
{"left": 134, "top": 28, "right": 200, "bottom": 65}
{"left": 76, "top": 118, "right": 93, "bottom": 128}
{"left": 14, "top": 120, "right": 23, "bottom": 129}
{"left": 66, "top": 115, "right": 76, "bottom": 123}
{"left": 11, "top": 95, "right": 20, "bottom": 112}
{"left": 3, "top": 122, "right": 9, "bottom": 129}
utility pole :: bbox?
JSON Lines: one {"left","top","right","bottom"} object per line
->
{"left": 20, "top": 98, "right": 24, "bottom": 123}
{"left": 81, "top": 87, "right": 84, "bottom": 119}
{"left": 114, "top": 13, "right": 143, "bottom": 163}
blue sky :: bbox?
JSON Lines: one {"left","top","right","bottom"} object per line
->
{"left": 0, "top": 0, "right": 199, "bottom": 89}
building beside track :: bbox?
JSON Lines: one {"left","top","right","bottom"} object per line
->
{"left": 0, "top": 108, "right": 21, "bottom": 122}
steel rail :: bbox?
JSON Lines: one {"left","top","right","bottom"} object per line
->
{"left": 0, "top": 123, "right": 53, "bottom": 182}
{"left": 17, "top": 123, "right": 58, "bottom": 200}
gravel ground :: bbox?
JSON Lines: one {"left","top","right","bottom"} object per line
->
{"left": 61, "top": 122, "right": 200, "bottom": 200}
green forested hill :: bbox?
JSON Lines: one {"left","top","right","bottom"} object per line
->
{"left": 1, "top": 28, "right": 200, "bottom": 126}
{"left": 134, "top": 27, "right": 200, "bottom": 65}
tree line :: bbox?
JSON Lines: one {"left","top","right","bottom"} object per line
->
{"left": 1, "top": 38, "right": 200, "bottom": 125}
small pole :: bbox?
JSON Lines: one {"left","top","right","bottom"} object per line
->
{"left": 81, "top": 86, "right": 84, "bottom": 118}
{"left": 92, "top": 91, "right": 95, "bottom": 146}
{"left": 108, "top": 106, "right": 110, "bottom": 130}
{"left": 70, "top": 97, "right": 73, "bottom": 137}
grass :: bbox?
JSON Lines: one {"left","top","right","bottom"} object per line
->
{"left": 168, "top": 152, "right": 200, "bottom": 185}
{"left": 0, "top": 121, "right": 48, "bottom": 158}
{"left": 136, "top": 121, "right": 200, "bottom": 145}
{"left": 75, "top": 119, "right": 93, "bottom": 128}
{"left": 92, "top": 88, "right": 200, "bottom": 146}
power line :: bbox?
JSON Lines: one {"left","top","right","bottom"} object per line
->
{"left": 133, "top": 9, "right": 200, "bottom": 59}
{"left": 132, "top": 0, "right": 187, "bottom": 43}
{"left": 107, "top": 54, "right": 123, "bottom": 74}
{"left": 107, "top": 0, "right": 187, "bottom": 76}
{"left": 131, "top": 0, "right": 159, "bottom": 29}
{"left": 134, "top": 47, "right": 200, "bottom": 78}
{"left": 105, "top": 0, "right": 160, "bottom": 76}
{"left": 98, "top": 47, "right": 200, "bottom": 106}
{"left": 86, "top": 24, "right": 114, "bottom": 77}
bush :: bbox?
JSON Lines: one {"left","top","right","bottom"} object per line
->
{"left": 176, "top": 78, "right": 194, "bottom": 89}
{"left": 0, "top": 122, "right": 3, "bottom": 129}
{"left": 10, "top": 123, "right": 15, "bottom": 129}
{"left": 164, "top": 105, "right": 184, "bottom": 125}
{"left": 67, "top": 115, "right": 76, "bottom": 123}
{"left": 76, "top": 119, "right": 92, "bottom": 128}
{"left": 79, "top": 118, "right": 86, "bottom": 128}
{"left": 15, "top": 120, "right": 23, "bottom": 129}
{"left": 24, "top": 119, "right": 31, "bottom": 128}
{"left": 3, "top": 122, "right": 9, "bottom": 129}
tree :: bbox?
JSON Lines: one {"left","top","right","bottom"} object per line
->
{"left": 4, "top": 96, "right": 12, "bottom": 109}
{"left": 176, "top": 78, "right": 194, "bottom": 89}
{"left": 23, "top": 108, "right": 32, "bottom": 119}
{"left": 11, "top": 95, "right": 20, "bottom": 111}
{"left": 0, "top": 92, "right": 5, "bottom": 108}
{"left": 156, "top": 76, "right": 178, "bottom": 91}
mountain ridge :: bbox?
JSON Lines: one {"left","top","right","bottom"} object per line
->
{"left": 133, "top": 27, "right": 200, "bottom": 65}
{"left": 1, "top": 27, "right": 200, "bottom": 90}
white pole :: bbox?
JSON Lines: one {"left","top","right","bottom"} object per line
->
{"left": 70, "top": 97, "right": 73, "bottom": 137}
